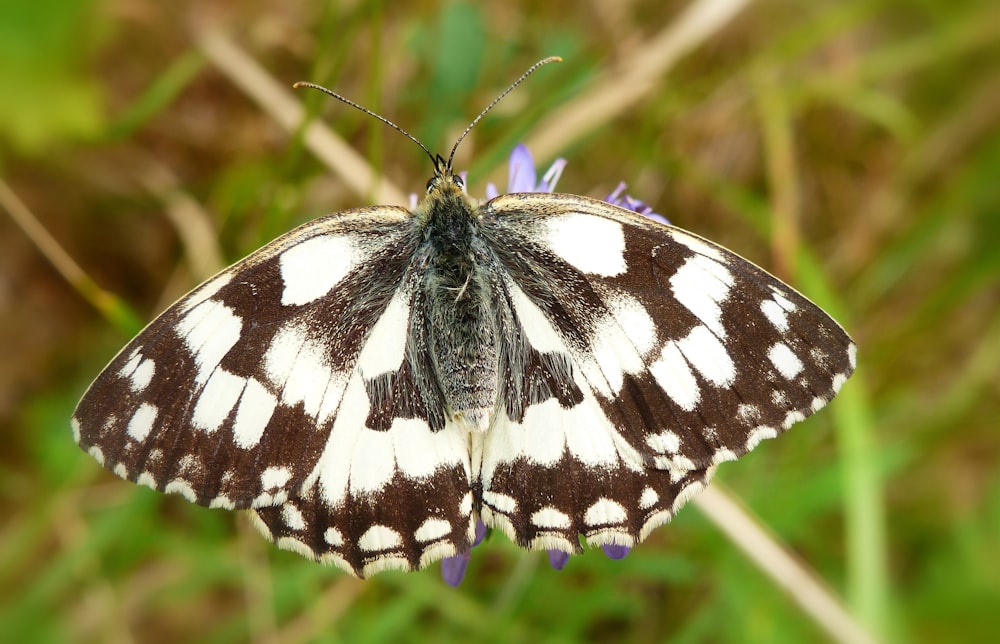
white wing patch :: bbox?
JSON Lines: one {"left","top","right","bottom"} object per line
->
{"left": 176, "top": 299, "right": 243, "bottom": 385}
{"left": 649, "top": 341, "right": 701, "bottom": 411}
{"left": 233, "top": 378, "right": 278, "bottom": 448}
{"left": 264, "top": 323, "right": 346, "bottom": 425}
{"left": 670, "top": 254, "right": 734, "bottom": 338}
{"left": 119, "top": 351, "right": 155, "bottom": 392}
{"left": 126, "top": 402, "right": 158, "bottom": 442}
{"left": 279, "top": 234, "right": 360, "bottom": 306}
{"left": 676, "top": 325, "right": 736, "bottom": 387}
{"left": 357, "top": 289, "right": 411, "bottom": 378}
{"left": 509, "top": 281, "right": 566, "bottom": 353}
{"left": 309, "top": 371, "right": 470, "bottom": 507}
{"left": 543, "top": 213, "right": 626, "bottom": 277}
{"left": 768, "top": 342, "right": 804, "bottom": 379}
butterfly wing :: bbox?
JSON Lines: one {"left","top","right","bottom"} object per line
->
{"left": 477, "top": 192, "right": 856, "bottom": 551}
{"left": 73, "top": 206, "right": 476, "bottom": 576}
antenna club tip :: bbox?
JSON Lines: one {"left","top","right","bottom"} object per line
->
{"left": 292, "top": 81, "right": 308, "bottom": 89}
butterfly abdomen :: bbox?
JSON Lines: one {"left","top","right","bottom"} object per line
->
{"left": 419, "top": 183, "right": 501, "bottom": 431}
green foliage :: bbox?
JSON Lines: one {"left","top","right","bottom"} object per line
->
{"left": 3, "top": 0, "right": 998, "bottom": 642}
{"left": 0, "top": 0, "right": 106, "bottom": 153}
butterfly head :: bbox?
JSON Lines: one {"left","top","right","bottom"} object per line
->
{"left": 426, "top": 153, "right": 466, "bottom": 196}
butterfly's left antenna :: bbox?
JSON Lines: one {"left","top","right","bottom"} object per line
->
{"left": 292, "top": 81, "right": 438, "bottom": 168}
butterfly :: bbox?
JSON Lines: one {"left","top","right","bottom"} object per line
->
{"left": 73, "top": 58, "right": 855, "bottom": 579}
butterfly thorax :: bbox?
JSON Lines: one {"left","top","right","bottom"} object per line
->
{"left": 415, "top": 177, "right": 500, "bottom": 432}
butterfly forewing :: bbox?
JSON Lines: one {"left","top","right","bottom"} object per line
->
{"left": 73, "top": 206, "right": 421, "bottom": 509}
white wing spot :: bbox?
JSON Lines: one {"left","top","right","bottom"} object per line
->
{"left": 136, "top": 471, "right": 157, "bottom": 490}
{"left": 180, "top": 273, "right": 232, "bottom": 314}
{"left": 324, "top": 527, "right": 344, "bottom": 547}
{"left": 646, "top": 430, "right": 681, "bottom": 454}
{"left": 127, "top": 402, "right": 158, "bottom": 442}
{"left": 279, "top": 235, "right": 359, "bottom": 306}
{"left": 164, "top": 479, "right": 198, "bottom": 503}
{"left": 746, "top": 426, "right": 778, "bottom": 451}
{"left": 359, "top": 525, "right": 403, "bottom": 551}
{"left": 712, "top": 448, "right": 738, "bottom": 464}
{"left": 783, "top": 410, "right": 806, "bottom": 429}
{"left": 261, "top": 466, "right": 292, "bottom": 491}
{"left": 119, "top": 352, "right": 156, "bottom": 392}
{"left": 356, "top": 289, "right": 411, "bottom": 378}
{"left": 88, "top": 445, "right": 105, "bottom": 466}
{"left": 414, "top": 518, "right": 452, "bottom": 542}
{"left": 670, "top": 255, "right": 734, "bottom": 338}
{"left": 509, "top": 281, "right": 567, "bottom": 354}
{"left": 209, "top": 495, "right": 235, "bottom": 510}
{"left": 603, "top": 290, "right": 658, "bottom": 356}
{"left": 175, "top": 299, "right": 243, "bottom": 386}
{"left": 668, "top": 229, "right": 726, "bottom": 262}
{"left": 483, "top": 491, "right": 517, "bottom": 514}
{"left": 677, "top": 325, "right": 736, "bottom": 387}
{"left": 811, "top": 397, "right": 827, "bottom": 412}
{"left": 282, "top": 504, "right": 306, "bottom": 531}
{"left": 584, "top": 498, "right": 628, "bottom": 526}
{"left": 639, "top": 487, "right": 659, "bottom": 509}
{"left": 192, "top": 368, "right": 246, "bottom": 433}
{"left": 848, "top": 343, "right": 858, "bottom": 370}
{"left": 531, "top": 507, "right": 572, "bottom": 530}
{"left": 768, "top": 342, "right": 804, "bottom": 379}
{"left": 459, "top": 492, "right": 473, "bottom": 516}
{"left": 233, "top": 378, "right": 277, "bottom": 448}
{"left": 495, "top": 397, "right": 621, "bottom": 469}
{"left": 650, "top": 341, "right": 700, "bottom": 411}
{"left": 591, "top": 311, "right": 645, "bottom": 395}
{"left": 544, "top": 213, "right": 626, "bottom": 277}
{"left": 761, "top": 299, "right": 790, "bottom": 332}
{"left": 264, "top": 324, "right": 341, "bottom": 423}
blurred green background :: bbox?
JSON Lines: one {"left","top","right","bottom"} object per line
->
{"left": 2, "top": 0, "right": 998, "bottom": 642}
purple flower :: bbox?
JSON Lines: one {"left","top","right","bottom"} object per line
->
{"left": 601, "top": 543, "right": 631, "bottom": 560}
{"left": 606, "top": 181, "right": 669, "bottom": 224}
{"left": 441, "top": 144, "right": 659, "bottom": 584}
{"left": 441, "top": 520, "right": 488, "bottom": 587}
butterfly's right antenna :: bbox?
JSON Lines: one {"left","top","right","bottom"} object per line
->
{"left": 446, "top": 56, "right": 562, "bottom": 172}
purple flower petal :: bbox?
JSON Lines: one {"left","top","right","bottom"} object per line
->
{"left": 605, "top": 181, "right": 668, "bottom": 224}
{"left": 472, "top": 520, "right": 488, "bottom": 546}
{"left": 441, "top": 550, "right": 472, "bottom": 587}
{"left": 537, "top": 158, "right": 567, "bottom": 193}
{"left": 547, "top": 550, "right": 570, "bottom": 570}
{"left": 606, "top": 181, "right": 628, "bottom": 204}
{"left": 485, "top": 182, "right": 499, "bottom": 199}
{"left": 507, "top": 144, "right": 537, "bottom": 193}
{"left": 602, "top": 544, "right": 631, "bottom": 560}
{"left": 440, "top": 520, "right": 489, "bottom": 586}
